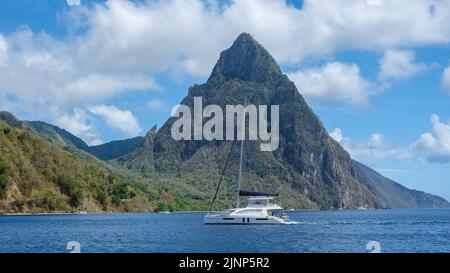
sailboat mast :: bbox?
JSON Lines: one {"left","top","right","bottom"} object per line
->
{"left": 237, "top": 101, "right": 246, "bottom": 208}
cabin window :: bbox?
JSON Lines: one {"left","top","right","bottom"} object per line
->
{"left": 223, "top": 218, "right": 234, "bottom": 220}
{"left": 242, "top": 218, "right": 245, "bottom": 223}
{"left": 247, "top": 218, "right": 250, "bottom": 223}
{"left": 256, "top": 218, "right": 268, "bottom": 220}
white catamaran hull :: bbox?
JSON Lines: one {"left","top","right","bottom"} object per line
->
{"left": 204, "top": 213, "right": 289, "bottom": 225}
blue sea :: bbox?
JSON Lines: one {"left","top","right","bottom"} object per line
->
{"left": 1, "top": 209, "right": 449, "bottom": 253}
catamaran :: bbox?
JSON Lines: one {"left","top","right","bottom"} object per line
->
{"left": 203, "top": 191, "right": 291, "bottom": 224}
{"left": 204, "top": 109, "right": 293, "bottom": 225}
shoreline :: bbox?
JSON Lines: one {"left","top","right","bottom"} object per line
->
{"left": 0, "top": 208, "right": 403, "bottom": 216}
{"left": 0, "top": 209, "right": 317, "bottom": 216}
{"left": 5, "top": 207, "right": 449, "bottom": 217}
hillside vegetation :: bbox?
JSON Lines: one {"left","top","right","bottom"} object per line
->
{"left": 0, "top": 122, "right": 156, "bottom": 213}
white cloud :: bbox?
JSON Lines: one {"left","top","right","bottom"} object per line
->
{"left": 288, "top": 62, "right": 376, "bottom": 106}
{"left": 441, "top": 65, "right": 450, "bottom": 94}
{"left": 0, "top": 28, "right": 159, "bottom": 112}
{"left": 147, "top": 99, "right": 165, "bottom": 111}
{"left": 0, "top": 27, "right": 157, "bottom": 143}
{"left": 60, "top": 0, "right": 450, "bottom": 77}
{"left": 55, "top": 108, "right": 103, "bottom": 146}
{"left": 0, "top": 34, "right": 7, "bottom": 65}
{"left": 331, "top": 114, "right": 450, "bottom": 164}
{"left": 411, "top": 115, "right": 450, "bottom": 163}
{"left": 64, "top": 74, "right": 159, "bottom": 103}
{"left": 330, "top": 128, "right": 398, "bottom": 163}
{"left": 366, "top": 0, "right": 382, "bottom": 6}
{"left": 67, "top": 0, "right": 81, "bottom": 6}
{"left": 222, "top": 0, "right": 450, "bottom": 64}
{"left": 75, "top": 0, "right": 227, "bottom": 76}
{"left": 89, "top": 105, "right": 142, "bottom": 137}
{"left": 378, "top": 50, "right": 427, "bottom": 82}
{"left": 330, "top": 128, "right": 343, "bottom": 143}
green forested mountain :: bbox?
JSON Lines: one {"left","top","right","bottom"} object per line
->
{"left": 89, "top": 136, "right": 144, "bottom": 161}
{"left": 0, "top": 120, "right": 155, "bottom": 213}
{"left": 27, "top": 121, "right": 90, "bottom": 151}
{"left": 0, "top": 112, "right": 211, "bottom": 213}
{"left": 26, "top": 119, "right": 144, "bottom": 161}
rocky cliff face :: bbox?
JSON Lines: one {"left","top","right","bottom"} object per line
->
{"left": 116, "top": 126, "right": 157, "bottom": 176}
{"left": 119, "top": 33, "right": 402, "bottom": 209}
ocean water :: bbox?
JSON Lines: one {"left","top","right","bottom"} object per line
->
{"left": 0, "top": 209, "right": 449, "bottom": 253}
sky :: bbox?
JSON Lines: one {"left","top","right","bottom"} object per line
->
{"left": 0, "top": 0, "right": 449, "bottom": 200}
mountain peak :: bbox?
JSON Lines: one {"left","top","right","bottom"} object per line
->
{"left": 143, "top": 125, "right": 157, "bottom": 146}
{"left": 208, "top": 33, "right": 282, "bottom": 84}
{"left": 0, "top": 111, "right": 25, "bottom": 128}
{"left": 146, "top": 125, "right": 158, "bottom": 137}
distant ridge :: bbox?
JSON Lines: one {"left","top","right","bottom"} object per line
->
{"left": 0, "top": 111, "right": 144, "bottom": 161}
{"left": 353, "top": 161, "right": 449, "bottom": 208}
{"left": 89, "top": 137, "right": 145, "bottom": 161}
{"left": 27, "top": 120, "right": 90, "bottom": 151}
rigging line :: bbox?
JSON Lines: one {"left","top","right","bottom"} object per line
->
{"left": 208, "top": 139, "right": 236, "bottom": 214}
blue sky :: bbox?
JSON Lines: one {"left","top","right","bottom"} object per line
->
{"left": 0, "top": 0, "right": 449, "bottom": 200}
